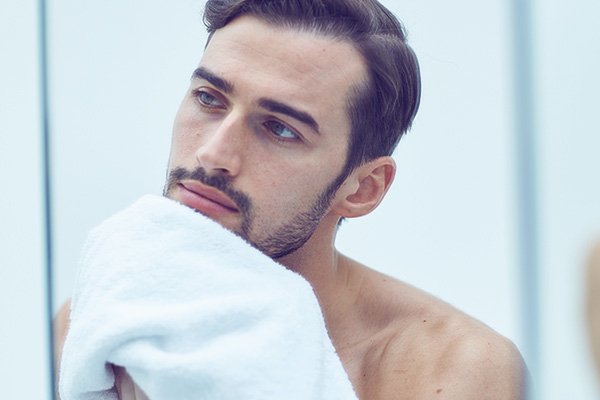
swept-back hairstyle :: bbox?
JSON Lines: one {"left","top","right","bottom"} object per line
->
{"left": 203, "top": 0, "right": 421, "bottom": 181}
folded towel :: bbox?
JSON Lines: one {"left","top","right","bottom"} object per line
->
{"left": 59, "top": 194, "right": 357, "bottom": 400}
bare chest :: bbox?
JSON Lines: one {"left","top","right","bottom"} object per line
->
{"left": 333, "top": 327, "right": 447, "bottom": 400}
{"left": 334, "top": 334, "right": 396, "bottom": 399}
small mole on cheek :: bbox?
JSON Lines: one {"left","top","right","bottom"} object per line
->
{"left": 436, "top": 388, "right": 443, "bottom": 394}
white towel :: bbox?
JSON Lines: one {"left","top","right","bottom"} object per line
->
{"left": 59, "top": 194, "right": 357, "bottom": 400}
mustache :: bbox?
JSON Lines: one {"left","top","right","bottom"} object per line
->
{"left": 165, "top": 166, "right": 252, "bottom": 216}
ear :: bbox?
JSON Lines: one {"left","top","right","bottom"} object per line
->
{"left": 332, "top": 156, "right": 396, "bottom": 218}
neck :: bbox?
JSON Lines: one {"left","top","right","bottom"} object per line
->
{"left": 276, "top": 213, "right": 342, "bottom": 293}
{"left": 276, "top": 214, "right": 364, "bottom": 353}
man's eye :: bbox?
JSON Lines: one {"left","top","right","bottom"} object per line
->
{"left": 264, "top": 120, "right": 299, "bottom": 140}
{"left": 195, "top": 90, "right": 222, "bottom": 108}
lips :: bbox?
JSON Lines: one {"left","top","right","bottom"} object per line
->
{"left": 177, "top": 180, "right": 239, "bottom": 214}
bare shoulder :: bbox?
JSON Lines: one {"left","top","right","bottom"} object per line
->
{"left": 384, "top": 312, "right": 527, "bottom": 399}
{"left": 345, "top": 260, "right": 527, "bottom": 399}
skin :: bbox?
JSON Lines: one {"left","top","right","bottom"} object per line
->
{"left": 54, "top": 16, "right": 526, "bottom": 399}
{"left": 587, "top": 240, "right": 600, "bottom": 378}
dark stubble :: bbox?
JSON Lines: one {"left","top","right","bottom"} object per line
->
{"left": 163, "top": 166, "right": 347, "bottom": 259}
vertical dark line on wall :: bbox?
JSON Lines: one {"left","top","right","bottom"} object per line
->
{"left": 512, "top": 0, "right": 540, "bottom": 394}
{"left": 37, "top": 0, "right": 57, "bottom": 398}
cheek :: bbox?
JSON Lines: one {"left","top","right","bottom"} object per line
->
{"left": 167, "top": 132, "right": 194, "bottom": 169}
{"left": 250, "top": 160, "right": 334, "bottom": 213}
{"left": 169, "top": 107, "right": 211, "bottom": 166}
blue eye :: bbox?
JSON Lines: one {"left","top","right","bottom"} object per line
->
{"left": 195, "top": 90, "right": 222, "bottom": 108}
{"left": 264, "top": 120, "right": 299, "bottom": 140}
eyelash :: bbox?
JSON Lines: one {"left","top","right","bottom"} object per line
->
{"left": 263, "top": 120, "right": 301, "bottom": 142}
{"left": 193, "top": 89, "right": 224, "bottom": 110}
{"left": 192, "top": 88, "right": 303, "bottom": 143}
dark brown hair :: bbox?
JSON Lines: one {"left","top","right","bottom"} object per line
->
{"left": 203, "top": 0, "right": 421, "bottom": 180}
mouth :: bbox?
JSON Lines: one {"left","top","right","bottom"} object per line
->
{"left": 176, "top": 180, "right": 240, "bottom": 216}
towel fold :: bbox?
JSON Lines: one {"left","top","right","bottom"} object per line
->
{"left": 59, "top": 195, "right": 357, "bottom": 400}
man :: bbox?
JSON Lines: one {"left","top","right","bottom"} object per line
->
{"left": 55, "top": 0, "right": 526, "bottom": 398}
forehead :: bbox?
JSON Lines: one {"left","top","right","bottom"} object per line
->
{"left": 200, "top": 15, "right": 367, "bottom": 136}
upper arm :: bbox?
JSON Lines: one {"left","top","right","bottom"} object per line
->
{"left": 586, "top": 241, "right": 600, "bottom": 373}
{"left": 53, "top": 299, "right": 71, "bottom": 371}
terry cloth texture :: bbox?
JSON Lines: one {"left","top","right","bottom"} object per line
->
{"left": 59, "top": 194, "right": 357, "bottom": 400}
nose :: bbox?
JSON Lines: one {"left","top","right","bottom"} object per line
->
{"left": 194, "top": 113, "right": 245, "bottom": 177}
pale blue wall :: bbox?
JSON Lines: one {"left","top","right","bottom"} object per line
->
{"left": 48, "top": 0, "right": 523, "bottom": 351}
{"left": 534, "top": 0, "right": 600, "bottom": 398}
{"left": 338, "top": 0, "right": 522, "bottom": 360}
{"left": 50, "top": 0, "right": 524, "bottom": 392}
{"left": 4, "top": 0, "right": 599, "bottom": 398}
{"left": 0, "top": 0, "right": 51, "bottom": 398}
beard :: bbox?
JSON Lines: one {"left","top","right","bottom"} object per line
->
{"left": 163, "top": 166, "right": 346, "bottom": 259}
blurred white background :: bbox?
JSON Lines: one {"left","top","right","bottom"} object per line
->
{"left": 1, "top": 0, "right": 599, "bottom": 398}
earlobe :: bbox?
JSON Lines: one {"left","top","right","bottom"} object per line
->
{"left": 334, "top": 157, "right": 396, "bottom": 218}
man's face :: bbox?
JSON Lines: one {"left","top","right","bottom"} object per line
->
{"left": 165, "top": 16, "right": 367, "bottom": 258}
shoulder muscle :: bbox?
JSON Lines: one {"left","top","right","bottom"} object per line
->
{"left": 376, "top": 315, "right": 527, "bottom": 400}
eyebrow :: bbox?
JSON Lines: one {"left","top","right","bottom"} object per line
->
{"left": 191, "top": 67, "right": 234, "bottom": 94}
{"left": 191, "top": 66, "right": 320, "bottom": 134}
{"left": 258, "top": 98, "right": 320, "bottom": 135}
